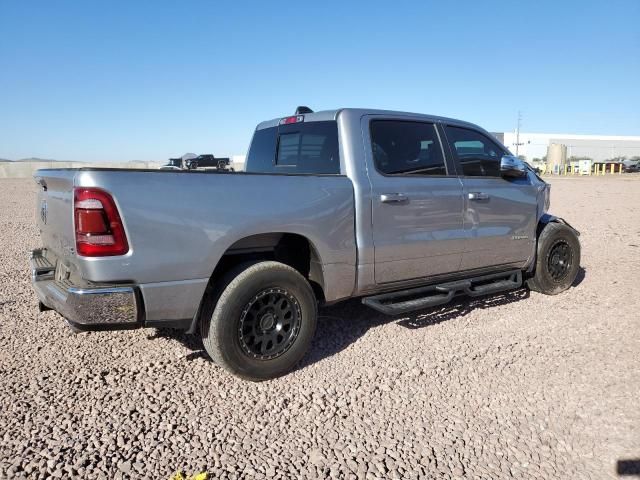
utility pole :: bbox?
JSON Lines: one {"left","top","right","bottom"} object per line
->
{"left": 514, "top": 111, "right": 524, "bottom": 156}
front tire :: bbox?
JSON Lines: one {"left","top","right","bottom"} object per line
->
{"left": 527, "top": 222, "right": 581, "bottom": 295}
{"left": 201, "top": 261, "right": 317, "bottom": 381}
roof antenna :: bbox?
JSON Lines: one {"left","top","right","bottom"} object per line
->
{"left": 295, "top": 106, "right": 313, "bottom": 114}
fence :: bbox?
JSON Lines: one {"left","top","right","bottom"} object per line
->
{"left": 543, "top": 163, "right": 625, "bottom": 176}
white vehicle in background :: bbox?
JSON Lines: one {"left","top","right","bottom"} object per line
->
{"left": 159, "top": 158, "right": 183, "bottom": 171}
{"left": 159, "top": 153, "right": 198, "bottom": 170}
{"left": 578, "top": 159, "right": 592, "bottom": 175}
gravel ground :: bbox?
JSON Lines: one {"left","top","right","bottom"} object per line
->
{"left": 1, "top": 176, "right": 639, "bottom": 479}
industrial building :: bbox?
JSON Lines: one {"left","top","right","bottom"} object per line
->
{"left": 492, "top": 131, "right": 640, "bottom": 164}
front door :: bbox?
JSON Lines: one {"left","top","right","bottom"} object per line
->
{"left": 366, "top": 118, "right": 466, "bottom": 284}
{"left": 442, "top": 125, "right": 539, "bottom": 270}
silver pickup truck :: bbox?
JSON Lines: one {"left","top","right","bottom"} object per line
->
{"left": 31, "top": 107, "right": 581, "bottom": 380}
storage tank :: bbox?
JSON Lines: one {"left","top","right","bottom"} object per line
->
{"left": 547, "top": 143, "right": 567, "bottom": 174}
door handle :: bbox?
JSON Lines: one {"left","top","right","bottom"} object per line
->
{"left": 380, "top": 193, "right": 409, "bottom": 204}
{"left": 468, "top": 192, "right": 489, "bottom": 201}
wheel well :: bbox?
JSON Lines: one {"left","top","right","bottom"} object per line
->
{"left": 208, "top": 233, "right": 325, "bottom": 303}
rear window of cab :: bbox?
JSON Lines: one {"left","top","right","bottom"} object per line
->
{"left": 245, "top": 121, "right": 340, "bottom": 174}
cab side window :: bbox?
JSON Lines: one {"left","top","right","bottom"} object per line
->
{"left": 371, "top": 120, "right": 447, "bottom": 176}
{"left": 445, "top": 126, "right": 504, "bottom": 177}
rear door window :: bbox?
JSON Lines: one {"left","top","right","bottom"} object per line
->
{"left": 245, "top": 121, "right": 340, "bottom": 174}
{"left": 370, "top": 120, "right": 447, "bottom": 175}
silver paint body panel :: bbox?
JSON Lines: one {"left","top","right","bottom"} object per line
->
{"left": 460, "top": 176, "right": 538, "bottom": 270}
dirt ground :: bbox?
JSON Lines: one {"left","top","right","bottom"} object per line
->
{"left": 0, "top": 176, "right": 638, "bottom": 479}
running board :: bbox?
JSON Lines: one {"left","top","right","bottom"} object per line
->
{"left": 362, "top": 270, "right": 522, "bottom": 316}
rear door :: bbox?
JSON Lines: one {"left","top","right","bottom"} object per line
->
{"left": 442, "top": 125, "right": 538, "bottom": 270}
{"left": 365, "top": 118, "right": 466, "bottom": 284}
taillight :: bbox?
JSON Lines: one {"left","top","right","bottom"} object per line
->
{"left": 74, "top": 188, "right": 129, "bottom": 256}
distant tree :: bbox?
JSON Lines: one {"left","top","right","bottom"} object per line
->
{"left": 517, "top": 155, "right": 527, "bottom": 161}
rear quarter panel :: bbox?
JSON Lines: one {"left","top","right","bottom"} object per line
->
{"left": 73, "top": 170, "right": 357, "bottom": 300}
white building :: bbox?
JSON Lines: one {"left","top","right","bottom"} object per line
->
{"left": 492, "top": 132, "right": 640, "bottom": 162}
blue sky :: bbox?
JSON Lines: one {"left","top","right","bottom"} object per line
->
{"left": 1, "top": 0, "right": 638, "bottom": 162}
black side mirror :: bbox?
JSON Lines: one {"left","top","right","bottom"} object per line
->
{"left": 500, "top": 155, "right": 527, "bottom": 178}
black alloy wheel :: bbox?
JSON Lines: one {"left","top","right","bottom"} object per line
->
{"left": 547, "top": 240, "right": 572, "bottom": 282}
{"left": 238, "top": 288, "right": 302, "bottom": 360}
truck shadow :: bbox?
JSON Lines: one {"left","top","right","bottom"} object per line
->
{"left": 299, "top": 287, "right": 532, "bottom": 369}
{"left": 148, "top": 289, "right": 530, "bottom": 366}
{"left": 146, "top": 329, "right": 208, "bottom": 361}
{"left": 573, "top": 266, "right": 586, "bottom": 287}
{"left": 302, "top": 266, "right": 585, "bottom": 368}
{"left": 149, "top": 266, "right": 585, "bottom": 370}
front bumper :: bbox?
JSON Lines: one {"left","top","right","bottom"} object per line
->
{"left": 30, "top": 249, "right": 141, "bottom": 331}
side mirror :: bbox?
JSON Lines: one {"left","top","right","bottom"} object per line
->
{"left": 500, "top": 155, "right": 527, "bottom": 178}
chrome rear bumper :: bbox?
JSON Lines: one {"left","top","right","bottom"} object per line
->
{"left": 30, "top": 249, "right": 140, "bottom": 330}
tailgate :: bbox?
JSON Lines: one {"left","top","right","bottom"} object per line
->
{"left": 33, "top": 169, "right": 76, "bottom": 261}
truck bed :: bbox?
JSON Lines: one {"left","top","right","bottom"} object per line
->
{"left": 34, "top": 168, "right": 357, "bottom": 324}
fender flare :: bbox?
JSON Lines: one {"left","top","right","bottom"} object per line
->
{"left": 538, "top": 214, "right": 580, "bottom": 237}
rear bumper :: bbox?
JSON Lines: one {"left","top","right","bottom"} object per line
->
{"left": 30, "top": 249, "right": 141, "bottom": 331}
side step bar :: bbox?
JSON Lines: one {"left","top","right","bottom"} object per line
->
{"left": 362, "top": 270, "right": 522, "bottom": 316}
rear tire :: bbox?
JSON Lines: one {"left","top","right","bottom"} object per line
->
{"left": 527, "top": 222, "right": 581, "bottom": 295}
{"left": 201, "top": 261, "right": 317, "bottom": 381}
